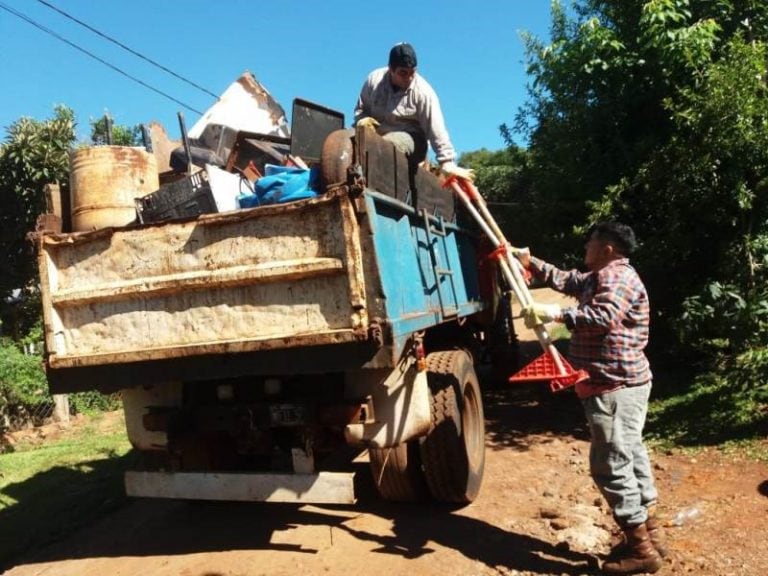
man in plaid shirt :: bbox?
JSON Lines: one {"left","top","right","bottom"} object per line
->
{"left": 519, "top": 222, "right": 666, "bottom": 575}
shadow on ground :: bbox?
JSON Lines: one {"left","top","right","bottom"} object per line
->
{"left": 483, "top": 382, "right": 589, "bottom": 451}
{"left": 6, "top": 458, "right": 597, "bottom": 575}
{"left": 0, "top": 451, "right": 137, "bottom": 572}
{"left": 3, "top": 341, "right": 594, "bottom": 574}
{"left": 481, "top": 339, "right": 590, "bottom": 452}
{"left": 335, "top": 491, "right": 598, "bottom": 575}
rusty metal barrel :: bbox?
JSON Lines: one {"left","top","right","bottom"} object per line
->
{"left": 69, "top": 146, "right": 159, "bottom": 231}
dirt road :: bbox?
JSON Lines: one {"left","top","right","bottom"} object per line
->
{"left": 5, "top": 291, "right": 768, "bottom": 576}
{"left": 6, "top": 393, "right": 767, "bottom": 576}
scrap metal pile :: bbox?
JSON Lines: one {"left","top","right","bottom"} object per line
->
{"left": 136, "top": 72, "right": 346, "bottom": 224}
{"left": 69, "top": 72, "right": 346, "bottom": 230}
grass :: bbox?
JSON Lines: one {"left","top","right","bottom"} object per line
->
{"left": 521, "top": 324, "right": 768, "bottom": 461}
{"left": 533, "top": 321, "right": 768, "bottom": 460}
{"left": 646, "top": 372, "right": 768, "bottom": 460}
{"left": 0, "top": 412, "right": 135, "bottom": 571}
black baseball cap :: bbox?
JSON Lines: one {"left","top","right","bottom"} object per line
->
{"left": 389, "top": 43, "right": 417, "bottom": 68}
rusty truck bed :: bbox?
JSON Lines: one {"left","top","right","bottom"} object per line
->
{"left": 38, "top": 182, "right": 485, "bottom": 393}
{"left": 39, "top": 190, "right": 368, "bottom": 366}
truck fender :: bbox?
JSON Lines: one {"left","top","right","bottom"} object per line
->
{"left": 344, "top": 356, "right": 430, "bottom": 448}
{"left": 121, "top": 382, "right": 183, "bottom": 451}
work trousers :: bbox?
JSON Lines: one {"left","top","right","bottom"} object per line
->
{"left": 581, "top": 383, "right": 658, "bottom": 527}
{"left": 381, "top": 130, "right": 428, "bottom": 164}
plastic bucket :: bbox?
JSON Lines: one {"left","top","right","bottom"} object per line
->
{"left": 69, "top": 146, "right": 159, "bottom": 231}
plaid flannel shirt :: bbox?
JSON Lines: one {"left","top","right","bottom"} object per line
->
{"left": 530, "top": 256, "right": 652, "bottom": 398}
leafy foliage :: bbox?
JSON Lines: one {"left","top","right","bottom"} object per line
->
{"left": 595, "top": 34, "right": 768, "bottom": 360}
{"left": 0, "top": 338, "right": 120, "bottom": 433}
{"left": 510, "top": 0, "right": 768, "bottom": 392}
{"left": 89, "top": 116, "right": 142, "bottom": 146}
{"left": 0, "top": 339, "right": 47, "bottom": 406}
{"left": 647, "top": 369, "right": 767, "bottom": 446}
{"left": 69, "top": 391, "right": 121, "bottom": 415}
{"left": 0, "top": 338, "right": 49, "bottom": 433}
{"left": 0, "top": 106, "right": 76, "bottom": 336}
{"left": 459, "top": 146, "right": 544, "bottom": 248}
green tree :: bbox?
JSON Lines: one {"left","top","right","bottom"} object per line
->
{"left": 89, "top": 116, "right": 141, "bottom": 146}
{"left": 596, "top": 34, "right": 768, "bottom": 360}
{"left": 515, "top": 0, "right": 768, "bottom": 360}
{"left": 460, "top": 146, "right": 535, "bottom": 245}
{"left": 508, "top": 0, "right": 768, "bottom": 435}
{"left": 460, "top": 144, "right": 586, "bottom": 261}
{"left": 0, "top": 106, "right": 76, "bottom": 337}
{"left": 515, "top": 1, "right": 720, "bottom": 259}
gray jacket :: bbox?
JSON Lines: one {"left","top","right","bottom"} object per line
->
{"left": 354, "top": 67, "right": 456, "bottom": 163}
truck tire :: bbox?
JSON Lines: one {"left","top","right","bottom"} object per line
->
{"left": 369, "top": 441, "right": 428, "bottom": 502}
{"left": 420, "top": 349, "right": 485, "bottom": 504}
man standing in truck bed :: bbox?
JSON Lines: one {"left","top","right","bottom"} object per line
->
{"left": 354, "top": 42, "right": 474, "bottom": 181}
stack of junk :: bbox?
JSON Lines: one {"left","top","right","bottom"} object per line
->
{"left": 66, "top": 71, "right": 344, "bottom": 232}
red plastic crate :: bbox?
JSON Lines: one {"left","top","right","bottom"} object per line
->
{"left": 509, "top": 352, "right": 589, "bottom": 392}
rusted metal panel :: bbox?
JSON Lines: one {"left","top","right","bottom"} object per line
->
{"left": 39, "top": 192, "right": 369, "bottom": 367}
{"left": 35, "top": 213, "right": 62, "bottom": 234}
{"left": 69, "top": 146, "right": 159, "bottom": 231}
{"left": 50, "top": 257, "right": 346, "bottom": 307}
{"left": 356, "top": 127, "right": 456, "bottom": 221}
{"left": 48, "top": 330, "right": 368, "bottom": 369}
{"left": 357, "top": 127, "right": 411, "bottom": 202}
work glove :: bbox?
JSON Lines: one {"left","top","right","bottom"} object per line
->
{"left": 356, "top": 117, "right": 380, "bottom": 129}
{"left": 511, "top": 246, "right": 531, "bottom": 269}
{"left": 522, "top": 303, "right": 562, "bottom": 328}
{"left": 440, "top": 161, "right": 476, "bottom": 182}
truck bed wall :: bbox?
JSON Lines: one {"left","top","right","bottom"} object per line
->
{"left": 40, "top": 192, "right": 368, "bottom": 370}
{"left": 39, "top": 187, "right": 486, "bottom": 392}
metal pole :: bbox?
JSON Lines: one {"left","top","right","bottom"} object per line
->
{"left": 177, "top": 111, "right": 192, "bottom": 175}
{"left": 449, "top": 179, "right": 568, "bottom": 376}
{"left": 141, "top": 124, "right": 153, "bottom": 152}
{"left": 105, "top": 114, "right": 113, "bottom": 145}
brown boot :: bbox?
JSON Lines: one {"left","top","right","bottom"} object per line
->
{"left": 602, "top": 523, "right": 662, "bottom": 574}
{"left": 607, "top": 528, "right": 628, "bottom": 558}
{"left": 645, "top": 506, "right": 669, "bottom": 558}
{"left": 609, "top": 507, "right": 669, "bottom": 560}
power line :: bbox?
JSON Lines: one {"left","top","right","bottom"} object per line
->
{"left": 0, "top": 1, "right": 203, "bottom": 115}
{"left": 35, "top": 0, "right": 220, "bottom": 101}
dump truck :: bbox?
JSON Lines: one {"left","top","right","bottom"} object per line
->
{"left": 36, "top": 117, "right": 515, "bottom": 505}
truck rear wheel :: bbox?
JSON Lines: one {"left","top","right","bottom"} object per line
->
{"left": 420, "top": 350, "right": 485, "bottom": 504}
{"left": 368, "top": 441, "right": 428, "bottom": 502}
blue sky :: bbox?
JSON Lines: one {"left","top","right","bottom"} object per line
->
{"left": 0, "top": 1, "right": 554, "bottom": 157}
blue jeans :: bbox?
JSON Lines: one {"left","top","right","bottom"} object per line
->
{"left": 581, "top": 383, "right": 658, "bottom": 527}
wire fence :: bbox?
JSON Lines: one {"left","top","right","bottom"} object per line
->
{"left": 1, "top": 391, "right": 122, "bottom": 436}
{"left": 1, "top": 337, "right": 124, "bottom": 437}
{"left": 2, "top": 399, "right": 55, "bottom": 432}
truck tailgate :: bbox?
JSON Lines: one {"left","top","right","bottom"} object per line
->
{"left": 38, "top": 191, "right": 368, "bottom": 369}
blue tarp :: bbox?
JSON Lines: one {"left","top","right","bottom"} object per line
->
{"left": 238, "top": 164, "right": 319, "bottom": 208}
